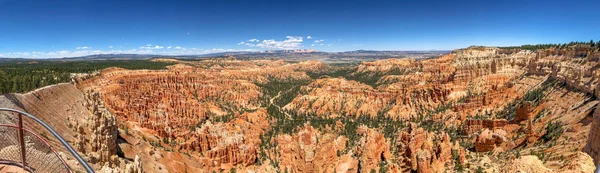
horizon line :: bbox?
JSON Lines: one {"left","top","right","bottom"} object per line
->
{"left": 0, "top": 49, "right": 455, "bottom": 59}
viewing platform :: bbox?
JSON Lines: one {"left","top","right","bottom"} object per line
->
{"left": 0, "top": 108, "right": 93, "bottom": 173}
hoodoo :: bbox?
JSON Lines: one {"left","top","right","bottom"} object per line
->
{"left": 2, "top": 44, "right": 600, "bottom": 172}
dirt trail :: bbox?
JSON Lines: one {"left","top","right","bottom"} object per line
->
{"left": 269, "top": 87, "right": 297, "bottom": 119}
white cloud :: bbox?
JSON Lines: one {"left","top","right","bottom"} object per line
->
{"left": 2, "top": 36, "right": 320, "bottom": 59}
{"left": 139, "top": 44, "right": 165, "bottom": 50}
{"left": 306, "top": 36, "right": 312, "bottom": 39}
{"left": 238, "top": 41, "right": 255, "bottom": 47}
{"left": 314, "top": 39, "right": 324, "bottom": 43}
{"left": 328, "top": 44, "right": 334, "bottom": 47}
{"left": 240, "top": 36, "right": 304, "bottom": 49}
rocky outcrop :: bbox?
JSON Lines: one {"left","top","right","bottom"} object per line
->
{"left": 184, "top": 109, "right": 270, "bottom": 171}
{"left": 124, "top": 155, "right": 143, "bottom": 173}
{"left": 62, "top": 48, "right": 600, "bottom": 172}
{"left": 74, "top": 59, "right": 320, "bottom": 149}
{"left": 507, "top": 155, "right": 553, "bottom": 173}
{"left": 463, "top": 119, "right": 508, "bottom": 134}
{"left": 0, "top": 83, "right": 134, "bottom": 172}
{"left": 99, "top": 155, "right": 142, "bottom": 173}
{"left": 277, "top": 123, "right": 357, "bottom": 173}
{"left": 584, "top": 106, "right": 600, "bottom": 165}
{"left": 525, "top": 46, "right": 600, "bottom": 98}
{"left": 513, "top": 101, "right": 533, "bottom": 123}
{"left": 559, "top": 152, "right": 597, "bottom": 173}
{"left": 284, "top": 77, "right": 393, "bottom": 118}
{"left": 452, "top": 47, "right": 533, "bottom": 83}
{"left": 507, "top": 152, "right": 596, "bottom": 173}
{"left": 284, "top": 77, "right": 453, "bottom": 121}
{"left": 283, "top": 54, "right": 459, "bottom": 121}
{"left": 71, "top": 90, "right": 119, "bottom": 165}
{"left": 395, "top": 123, "right": 454, "bottom": 173}
{"left": 353, "top": 58, "right": 420, "bottom": 78}
{"left": 356, "top": 126, "right": 391, "bottom": 173}
{"left": 474, "top": 129, "right": 507, "bottom": 152}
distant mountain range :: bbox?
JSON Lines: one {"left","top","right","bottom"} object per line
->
{"left": 0, "top": 49, "right": 451, "bottom": 62}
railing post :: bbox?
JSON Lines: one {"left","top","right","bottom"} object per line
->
{"left": 0, "top": 108, "right": 95, "bottom": 173}
{"left": 17, "top": 113, "right": 27, "bottom": 169}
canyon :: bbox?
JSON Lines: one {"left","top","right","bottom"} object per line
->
{"left": 1, "top": 44, "right": 599, "bottom": 172}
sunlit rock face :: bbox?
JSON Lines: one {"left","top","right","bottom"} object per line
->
{"left": 0, "top": 83, "right": 137, "bottom": 172}
{"left": 584, "top": 106, "right": 600, "bottom": 165}
{"left": 13, "top": 45, "right": 600, "bottom": 172}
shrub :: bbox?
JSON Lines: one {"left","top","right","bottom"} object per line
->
{"left": 542, "top": 121, "right": 564, "bottom": 142}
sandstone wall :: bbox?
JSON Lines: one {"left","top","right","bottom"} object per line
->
{"left": 69, "top": 89, "right": 119, "bottom": 165}
{"left": 463, "top": 119, "right": 508, "bottom": 134}
{"left": 0, "top": 83, "right": 127, "bottom": 171}
{"left": 64, "top": 50, "right": 600, "bottom": 172}
{"left": 394, "top": 123, "right": 455, "bottom": 173}
{"left": 276, "top": 123, "right": 357, "bottom": 173}
{"left": 584, "top": 106, "right": 600, "bottom": 165}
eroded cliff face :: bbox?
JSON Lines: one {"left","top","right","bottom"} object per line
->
{"left": 110, "top": 108, "right": 272, "bottom": 172}
{"left": 283, "top": 78, "right": 391, "bottom": 118}
{"left": 74, "top": 60, "right": 316, "bottom": 149}
{"left": 191, "top": 109, "right": 270, "bottom": 170}
{"left": 276, "top": 123, "right": 357, "bottom": 173}
{"left": 56, "top": 45, "right": 600, "bottom": 172}
{"left": 68, "top": 89, "right": 119, "bottom": 166}
{"left": 393, "top": 123, "right": 457, "bottom": 173}
{"left": 356, "top": 126, "right": 392, "bottom": 173}
{"left": 278, "top": 46, "right": 598, "bottom": 172}
{"left": 584, "top": 106, "right": 600, "bottom": 165}
{"left": 72, "top": 59, "right": 328, "bottom": 172}
{"left": 285, "top": 55, "right": 457, "bottom": 121}
{"left": 0, "top": 83, "right": 140, "bottom": 172}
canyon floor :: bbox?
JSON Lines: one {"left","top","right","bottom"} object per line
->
{"left": 2, "top": 45, "right": 600, "bottom": 173}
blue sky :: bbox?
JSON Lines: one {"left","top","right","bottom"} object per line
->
{"left": 0, "top": 0, "right": 599, "bottom": 58}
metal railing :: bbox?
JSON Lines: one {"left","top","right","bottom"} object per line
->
{"left": 0, "top": 108, "right": 94, "bottom": 173}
